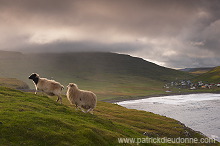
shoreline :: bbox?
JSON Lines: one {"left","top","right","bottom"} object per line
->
{"left": 103, "top": 91, "right": 220, "bottom": 103}
{"left": 116, "top": 93, "right": 220, "bottom": 143}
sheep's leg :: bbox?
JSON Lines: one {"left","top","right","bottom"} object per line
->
{"left": 59, "top": 97, "right": 62, "bottom": 104}
{"left": 81, "top": 109, "right": 86, "bottom": 113}
{"left": 87, "top": 108, "right": 94, "bottom": 114}
{"left": 35, "top": 88, "right": 38, "bottom": 94}
{"left": 75, "top": 105, "right": 79, "bottom": 111}
{"left": 79, "top": 107, "right": 86, "bottom": 113}
{"left": 34, "top": 85, "right": 38, "bottom": 94}
{"left": 56, "top": 96, "right": 62, "bottom": 104}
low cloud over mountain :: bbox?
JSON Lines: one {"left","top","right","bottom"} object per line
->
{"left": 1, "top": 0, "right": 220, "bottom": 68}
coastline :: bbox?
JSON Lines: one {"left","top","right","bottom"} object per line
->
{"left": 115, "top": 92, "right": 220, "bottom": 142}
{"left": 102, "top": 91, "right": 220, "bottom": 103}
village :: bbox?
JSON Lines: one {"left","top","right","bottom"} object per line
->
{"left": 164, "top": 80, "right": 220, "bottom": 91}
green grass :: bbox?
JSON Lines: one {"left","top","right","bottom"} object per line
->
{"left": 77, "top": 75, "right": 166, "bottom": 101}
{"left": 193, "top": 66, "right": 220, "bottom": 83}
{"left": 0, "top": 87, "right": 212, "bottom": 145}
{"left": 181, "top": 67, "right": 213, "bottom": 75}
{"left": 190, "top": 70, "right": 209, "bottom": 75}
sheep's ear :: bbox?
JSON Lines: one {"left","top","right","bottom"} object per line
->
{"left": 70, "top": 83, "right": 74, "bottom": 87}
{"left": 29, "top": 73, "right": 36, "bottom": 79}
{"left": 31, "top": 73, "right": 39, "bottom": 77}
{"left": 74, "top": 84, "right": 78, "bottom": 88}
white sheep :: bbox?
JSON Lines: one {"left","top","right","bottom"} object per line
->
{"left": 28, "top": 73, "right": 64, "bottom": 104}
{"left": 66, "top": 83, "right": 97, "bottom": 113}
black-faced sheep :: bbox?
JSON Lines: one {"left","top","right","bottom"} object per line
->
{"left": 66, "top": 83, "right": 97, "bottom": 113}
{"left": 28, "top": 73, "right": 64, "bottom": 104}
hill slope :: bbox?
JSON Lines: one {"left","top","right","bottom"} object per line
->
{"left": 0, "top": 87, "right": 208, "bottom": 145}
{"left": 180, "top": 67, "right": 213, "bottom": 75}
{"left": 0, "top": 78, "right": 29, "bottom": 89}
{"left": 0, "top": 50, "right": 193, "bottom": 100}
{"left": 193, "top": 66, "right": 220, "bottom": 83}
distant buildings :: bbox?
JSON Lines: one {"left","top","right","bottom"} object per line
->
{"left": 164, "top": 80, "right": 220, "bottom": 91}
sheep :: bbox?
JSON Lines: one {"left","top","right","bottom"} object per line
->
{"left": 66, "top": 83, "right": 97, "bottom": 113}
{"left": 28, "top": 73, "right": 64, "bottom": 104}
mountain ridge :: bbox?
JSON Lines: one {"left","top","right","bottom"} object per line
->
{"left": 0, "top": 50, "right": 193, "bottom": 100}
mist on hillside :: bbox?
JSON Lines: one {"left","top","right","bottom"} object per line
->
{"left": 0, "top": 50, "right": 192, "bottom": 90}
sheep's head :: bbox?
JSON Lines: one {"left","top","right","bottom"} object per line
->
{"left": 67, "top": 83, "right": 78, "bottom": 89}
{"left": 28, "top": 73, "right": 39, "bottom": 80}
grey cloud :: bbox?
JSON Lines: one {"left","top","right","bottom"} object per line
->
{"left": 0, "top": 0, "right": 205, "bottom": 36}
{"left": 1, "top": 0, "right": 220, "bottom": 68}
{"left": 199, "top": 20, "right": 220, "bottom": 53}
{"left": 166, "top": 55, "right": 220, "bottom": 69}
{"left": 16, "top": 40, "right": 144, "bottom": 54}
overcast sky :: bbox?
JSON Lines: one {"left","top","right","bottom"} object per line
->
{"left": 1, "top": 0, "right": 220, "bottom": 68}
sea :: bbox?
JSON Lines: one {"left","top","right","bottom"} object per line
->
{"left": 117, "top": 93, "right": 220, "bottom": 142}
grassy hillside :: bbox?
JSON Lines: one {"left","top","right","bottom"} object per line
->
{"left": 0, "top": 78, "right": 29, "bottom": 89}
{"left": 0, "top": 87, "right": 210, "bottom": 145}
{"left": 192, "top": 66, "right": 220, "bottom": 83}
{"left": 0, "top": 50, "right": 193, "bottom": 101}
{"left": 180, "top": 67, "right": 213, "bottom": 75}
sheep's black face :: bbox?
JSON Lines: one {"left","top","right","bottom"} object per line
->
{"left": 29, "top": 73, "right": 39, "bottom": 85}
{"left": 29, "top": 73, "right": 37, "bottom": 80}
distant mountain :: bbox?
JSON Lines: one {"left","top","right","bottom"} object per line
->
{"left": 0, "top": 50, "right": 23, "bottom": 58}
{"left": 180, "top": 67, "right": 213, "bottom": 75}
{"left": 0, "top": 50, "right": 192, "bottom": 81}
{"left": 193, "top": 66, "right": 220, "bottom": 83}
{"left": 0, "top": 50, "right": 193, "bottom": 100}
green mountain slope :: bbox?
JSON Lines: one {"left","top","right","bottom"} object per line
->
{"left": 180, "top": 67, "right": 213, "bottom": 75}
{"left": 193, "top": 66, "right": 220, "bottom": 83}
{"left": 0, "top": 78, "right": 29, "bottom": 89}
{"left": 0, "top": 87, "right": 209, "bottom": 145}
{"left": 0, "top": 50, "right": 193, "bottom": 100}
